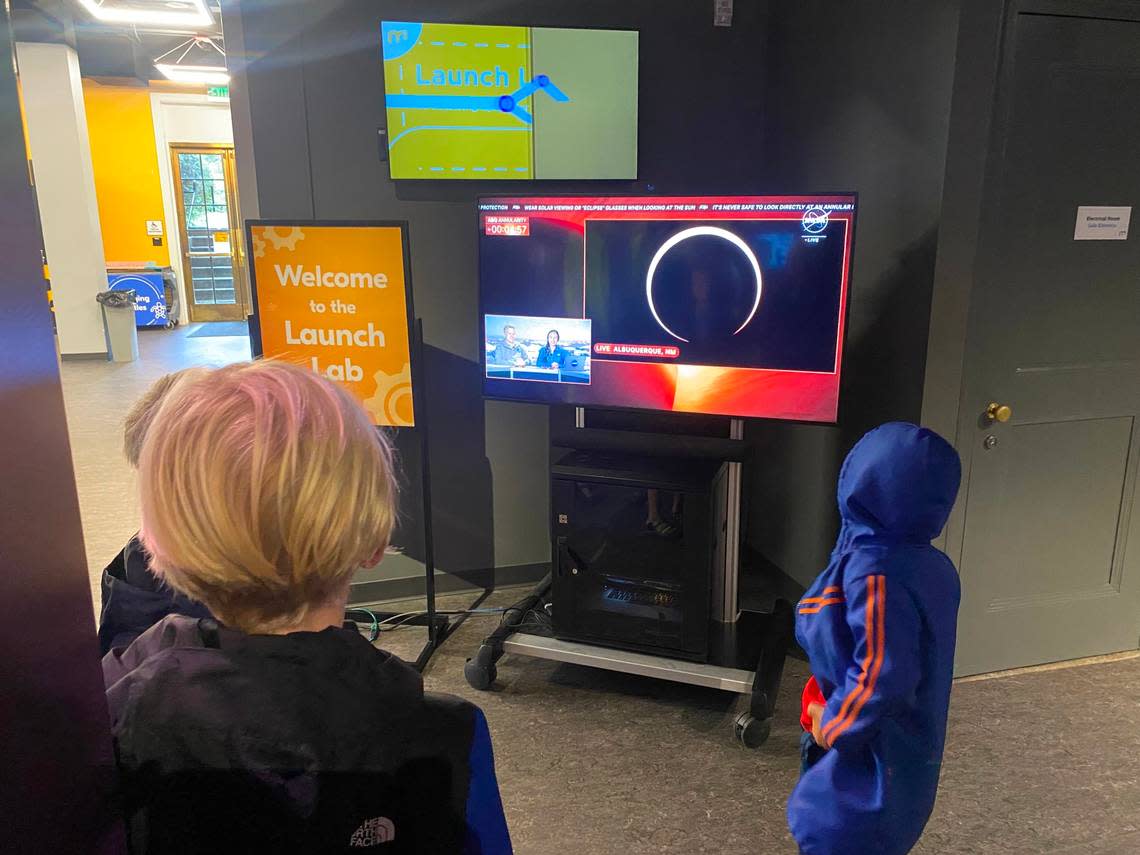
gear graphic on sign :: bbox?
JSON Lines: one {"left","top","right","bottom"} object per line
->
{"left": 362, "top": 363, "right": 413, "bottom": 427}
{"left": 251, "top": 233, "right": 267, "bottom": 259}
{"left": 262, "top": 227, "right": 306, "bottom": 251}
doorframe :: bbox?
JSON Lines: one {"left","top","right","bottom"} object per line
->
{"left": 921, "top": 0, "right": 1140, "bottom": 565}
{"left": 168, "top": 142, "right": 248, "bottom": 322}
{"left": 151, "top": 91, "right": 234, "bottom": 326}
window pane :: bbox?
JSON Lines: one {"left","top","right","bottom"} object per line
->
{"left": 182, "top": 181, "right": 203, "bottom": 206}
{"left": 202, "top": 155, "right": 224, "bottom": 179}
{"left": 187, "top": 208, "right": 208, "bottom": 229}
{"left": 206, "top": 207, "right": 229, "bottom": 230}
{"left": 208, "top": 180, "right": 227, "bottom": 207}
{"left": 179, "top": 154, "right": 202, "bottom": 179}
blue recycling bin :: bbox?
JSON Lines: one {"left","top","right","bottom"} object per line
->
{"left": 107, "top": 271, "right": 168, "bottom": 327}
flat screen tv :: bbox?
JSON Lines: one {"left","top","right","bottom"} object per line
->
{"left": 380, "top": 21, "right": 637, "bottom": 180}
{"left": 479, "top": 195, "right": 857, "bottom": 422}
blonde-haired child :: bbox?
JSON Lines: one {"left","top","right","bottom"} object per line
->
{"left": 103, "top": 360, "right": 510, "bottom": 853}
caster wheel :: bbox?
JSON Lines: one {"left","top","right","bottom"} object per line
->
{"left": 734, "top": 712, "right": 771, "bottom": 749}
{"left": 464, "top": 656, "right": 497, "bottom": 691}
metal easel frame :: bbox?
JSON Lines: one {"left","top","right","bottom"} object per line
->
{"left": 392, "top": 318, "right": 492, "bottom": 672}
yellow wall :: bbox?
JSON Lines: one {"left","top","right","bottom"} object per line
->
{"left": 82, "top": 80, "right": 170, "bottom": 266}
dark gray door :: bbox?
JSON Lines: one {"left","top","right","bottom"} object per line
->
{"left": 954, "top": 10, "right": 1140, "bottom": 674}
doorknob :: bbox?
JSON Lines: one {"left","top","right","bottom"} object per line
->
{"left": 984, "top": 402, "right": 1013, "bottom": 423}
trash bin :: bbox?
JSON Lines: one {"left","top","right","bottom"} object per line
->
{"left": 160, "top": 266, "right": 180, "bottom": 327}
{"left": 96, "top": 289, "right": 140, "bottom": 362}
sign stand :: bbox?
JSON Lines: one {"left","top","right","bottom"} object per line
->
{"left": 395, "top": 319, "right": 492, "bottom": 671}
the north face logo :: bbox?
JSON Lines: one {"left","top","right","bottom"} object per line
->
{"left": 350, "top": 816, "right": 396, "bottom": 847}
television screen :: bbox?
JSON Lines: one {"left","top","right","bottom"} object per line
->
{"left": 380, "top": 21, "right": 638, "bottom": 180}
{"left": 479, "top": 195, "right": 857, "bottom": 422}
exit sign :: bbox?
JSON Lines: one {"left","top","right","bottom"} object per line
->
{"left": 207, "top": 85, "right": 229, "bottom": 99}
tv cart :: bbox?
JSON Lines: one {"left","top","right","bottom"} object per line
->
{"left": 464, "top": 414, "right": 795, "bottom": 748}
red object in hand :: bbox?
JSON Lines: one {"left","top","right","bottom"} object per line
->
{"left": 800, "top": 675, "right": 826, "bottom": 732}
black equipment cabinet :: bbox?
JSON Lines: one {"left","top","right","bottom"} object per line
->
{"left": 465, "top": 414, "right": 795, "bottom": 749}
{"left": 550, "top": 451, "right": 719, "bottom": 660}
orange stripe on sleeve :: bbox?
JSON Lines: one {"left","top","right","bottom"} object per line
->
{"left": 821, "top": 576, "right": 877, "bottom": 742}
{"left": 824, "top": 576, "right": 887, "bottom": 747}
{"left": 798, "top": 597, "right": 846, "bottom": 614}
{"left": 800, "top": 586, "right": 846, "bottom": 606}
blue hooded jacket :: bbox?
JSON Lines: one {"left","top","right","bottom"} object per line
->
{"left": 787, "top": 422, "right": 962, "bottom": 855}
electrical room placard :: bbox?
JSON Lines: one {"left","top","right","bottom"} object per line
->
{"left": 247, "top": 222, "right": 415, "bottom": 427}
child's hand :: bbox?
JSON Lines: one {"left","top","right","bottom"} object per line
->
{"left": 808, "top": 702, "right": 827, "bottom": 748}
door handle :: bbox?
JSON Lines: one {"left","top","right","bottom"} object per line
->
{"left": 556, "top": 536, "right": 571, "bottom": 577}
{"left": 984, "top": 402, "right": 1013, "bottom": 423}
{"left": 556, "top": 536, "right": 584, "bottom": 577}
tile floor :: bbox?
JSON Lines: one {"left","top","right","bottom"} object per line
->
{"left": 60, "top": 325, "right": 1140, "bottom": 854}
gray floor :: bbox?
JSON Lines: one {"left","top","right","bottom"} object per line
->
{"left": 60, "top": 325, "right": 1140, "bottom": 854}
{"left": 393, "top": 598, "right": 1140, "bottom": 855}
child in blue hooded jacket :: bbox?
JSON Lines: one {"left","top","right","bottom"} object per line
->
{"left": 787, "top": 422, "right": 962, "bottom": 855}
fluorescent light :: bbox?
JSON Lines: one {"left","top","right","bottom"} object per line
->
{"left": 154, "top": 35, "right": 227, "bottom": 84}
{"left": 77, "top": 0, "right": 213, "bottom": 28}
{"left": 155, "top": 63, "right": 229, "bottom": 84}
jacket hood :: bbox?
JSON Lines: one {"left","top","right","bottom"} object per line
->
{"left": 835, "top": 422, "right": 961, "bottom": 547}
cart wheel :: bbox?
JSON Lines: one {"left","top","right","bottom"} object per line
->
{"left": 165, "top": 321, "right": 174, "bottom": 329}
{"left": 734, "top": 712, "right": 771, "bottom": 749}
{"left": 464, "top": 647, "right": 498, "bottom": 690}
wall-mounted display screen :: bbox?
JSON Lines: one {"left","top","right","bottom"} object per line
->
{"left": 381, "top": 21, "right": 638, "bottom": 180}
{"left": 479, "top": 196, "right": 857, "bottom": 422}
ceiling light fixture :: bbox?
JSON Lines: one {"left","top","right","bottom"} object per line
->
{"left": 77, "top": 0, "right": 214, "bottom": 28}
{"left": 154, "top": 36, "right": 228, "bottom": 85}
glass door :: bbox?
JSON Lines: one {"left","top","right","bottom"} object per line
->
{"left": 170, "top": 145, "right": 247, "bottom": 322}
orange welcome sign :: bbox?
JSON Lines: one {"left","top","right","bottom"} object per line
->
{"left": 249, "top": 223, "right": 415, "bottom": 427}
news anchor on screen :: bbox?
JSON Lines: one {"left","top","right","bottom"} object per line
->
{"left": 535, "top": 330, "right": 571, "bottom": 369}
{"left": 490, "top": 324, "right": 528, "bottom": 367}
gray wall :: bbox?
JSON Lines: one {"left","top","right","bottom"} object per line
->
{"left": 229, "top": 0, "right": 960, "bottom": 587}
{"left": 747, "top": 0, "right": 961, "bottom": 585}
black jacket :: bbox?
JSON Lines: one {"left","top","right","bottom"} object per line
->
{"left": 98, "top": 536, "right": 212, "bottom": 656}
{"left": 103, "top": 616, "right": 511, "bottom": 854}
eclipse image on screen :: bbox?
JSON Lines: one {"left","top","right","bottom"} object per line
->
{"left": 478, "top": 195, "right": 856, "bottom": 422}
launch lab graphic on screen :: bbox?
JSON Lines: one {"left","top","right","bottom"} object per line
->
{"left": 381, "top": 21, "right": 638, "bottom": 179}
